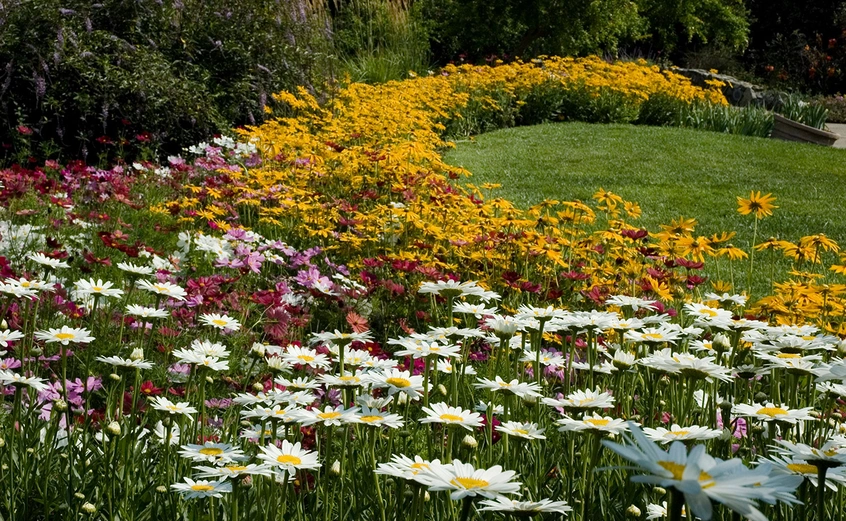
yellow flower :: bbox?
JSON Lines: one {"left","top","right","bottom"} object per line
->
{"left": 736, "top": 191, "right": 778, "bottom": 218}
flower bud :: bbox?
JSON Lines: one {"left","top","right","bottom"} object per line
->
{"left": 252, "top": 382, "right": 264, "bottom": 392}
{"left": 130, "top": 347, "right": 144, "bottom": 361}
{"left": 251, "top": 343, "right": 266, "bottom": 357}
{"left": 330, "top": 460, "right": 341, "bottom": 476}
{"left": 109, "top": 373, "right": 121, "bottom": 382}
{"left": 626, "top": 505, "right": 642, "bottom": 517}
{"left": 205, "top": 376, "right": 213, "bottom": 384}
{"left": 438, "top": 384, "right": 447, "bottom": 396}
{"left": 82, "top": 502, "right": 97, "bottom": 514}
{"left": 105, "top": 421, "right": 121, "bottom": 436}
{"left": 654, "top": 487, "right": 666, "bottom": 496}
{"left": 423, "top": 491, "right": 431, "bottom": 502}
{"left": 74, "top": 492, "right": 86, "bottom": 500}
{"left": 30, "top": 346, "right": 42, "bottom": 356}
{"left": 156, "top": 486, "right": 167, "bottom": 493}
{"left": 753, "top": 392, "right": 768, "bottom": 403}
{"left": 53, "top": 398, "right": 68, "bottom": 412}
{"left": 713, "top": 333, "right": 730, "bottom": 350}
{"left": 0, "top": 320, "right": 7, "bottom": 329}
{"left": 397, "top": 393, "right": 408, "bottom": 405}
{"left": 462, "top": 434, "right": 478, "bottom": 448}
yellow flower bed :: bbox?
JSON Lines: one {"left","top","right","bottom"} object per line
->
{"left": 156, "top": 57, "right": 732, "bottom": 302}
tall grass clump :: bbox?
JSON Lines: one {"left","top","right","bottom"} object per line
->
{"left": 332, "top": 0, "right": 431, "bottom": 84}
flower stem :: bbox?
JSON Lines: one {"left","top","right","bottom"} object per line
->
{"left": 669, "top": 488, "right": 684, "bottom": 521}
{"left": 817, "top": 464, "right": 828, "bottom": 521}
{"left": 458, "top": 496, "right": 474, "bottom": 521}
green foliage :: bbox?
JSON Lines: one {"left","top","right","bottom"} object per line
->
{"left": 637, "top": 94, "right": 773, "bottom": 137}
{"left": 745, "top": 0, "right": 846, "bottom": 93}
{"left": 779, "top": 95, "right": 829, "bottom": 129}
{"left": 0, "top": 0, "right": 333, "bottom": 162}
{"left": 636, "top": 0, "right": 750, "bottom": 54}
{"left": 422, "top": 0, "right": 645, "bottom": 62}
{"left": 815, "top": 95, "right": 846, "bottom": 123}
{"left": 333, "top": 0, "right": 431, "bottom": 83}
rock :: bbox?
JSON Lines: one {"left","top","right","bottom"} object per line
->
{"left": 671, "top": 68, "right": 764, "bottom": 107}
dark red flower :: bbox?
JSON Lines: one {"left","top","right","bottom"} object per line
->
{"left": 139, "top": 381, "right": 162, "bottom": 396}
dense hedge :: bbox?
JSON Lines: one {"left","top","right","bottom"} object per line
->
{"left": 0, "top": 0, "right": 333, "bottom": 162}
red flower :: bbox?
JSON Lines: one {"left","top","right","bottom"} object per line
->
{"left": 139, "top": 381, "right": 162, "bottom": 396}
{"left": 16, "top": 125, "right": 33, "bottom": 136}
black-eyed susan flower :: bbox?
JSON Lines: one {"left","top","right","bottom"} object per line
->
{"left": 737, "top": 191, "right": 778, "bottom": 218}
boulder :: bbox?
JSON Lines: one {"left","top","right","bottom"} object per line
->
{"left": 672, "top": 68, "right": 765, "bottom": 107}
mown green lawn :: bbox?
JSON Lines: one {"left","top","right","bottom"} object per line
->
{"left": 443, "top": 122, "right": 846, "bottom": 245}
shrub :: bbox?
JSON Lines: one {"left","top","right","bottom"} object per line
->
{"left": 0, "top": 0, "right": 333, "bottom": 163}
{"left": 815, "top": 94, "right": 846, "bottom": 123}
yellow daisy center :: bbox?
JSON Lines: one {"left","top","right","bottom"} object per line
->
{"left": 360, "top": 415, "right": 383, "bottom": 423}
{"left": 54, "top": 332, "right": 75, "bottom": 340}
{"left": 514, "top": 429, "right": 529, "bottom": 435}
{"left": 410, "top": 462, "right": 428, "bottom": 473}
{"left": 20, "top": 282, "right": 30, "bottom": 287}
{"left": 756, "top": 407, "right": 788, "bottom": 417}
{"left": 670, "top": 430, "right": 690, "bottom": 437}
{"left": 439, "top": 414, "right": 464, "bottom": 422}
{"left": 642, "top": 333, "right": 664, "bottom": 340}
{"left": 584, "top": 418, "right": 610, "bottom": 427}
{"left": 298, "top": 355, "right": 315, "bottom": 362}
{"left": 277, "top": 454, "right": 302, "bottom": 466}
{"left": 226, "top": 465, "right": 248, "bottom": 472}
{"left": 191, "top": 484, "right": 215, "bottom": 492}
{"left": 199, "top": 447, "right": 224, "bottom": 456}
{"left": 786, "top": 463, "right": 818, "bottom": 474}
{"left": 700, "top": 308, "right": 718, "bottom": 317}
{"left": 212, "top": 319, "right": 228, "bottom": 326}
{"left": 658, "top": 461, "right": 686, "bottom": 480}
{"left": 777, "top": 353, "right": 801, "bottom": 359}
{"left": 318, "top": 411, "right": 342, "bottom": 420}
{"left": 92, "top": 286, "right": 103, "bottom": 292}
{"left": 451, "top": 477, "right": 490, "bottom": 489}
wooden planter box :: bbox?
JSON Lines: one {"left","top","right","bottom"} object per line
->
{"left": 771, "top": 113, "right": 840, "bottom": 146}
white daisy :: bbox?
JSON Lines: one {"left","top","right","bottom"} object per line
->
{"left": 199, "top": 313, "right": 242, "bottom": 332}
{"left": 642, "top": 424, "right": 723, "bottom": 444}
{"left": 257, "top": 440, "right": 320, "bottom": 476}
{"left": 419, "top": 459, "right": 521, "bottom": 500}
{"left": 420, "top": 403, "right": 483, "bottom": 430}
{"left": 28, "top": 252, "right": 69, "bottom": 269}
{"left": 34, "top": 326, "right": 95, "bottom": 345}
{"left": 171, "top": 478, "right": 231, "bottom": 499}
{"left": 495, "top": 421, "right": 546, "bottom": 440}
